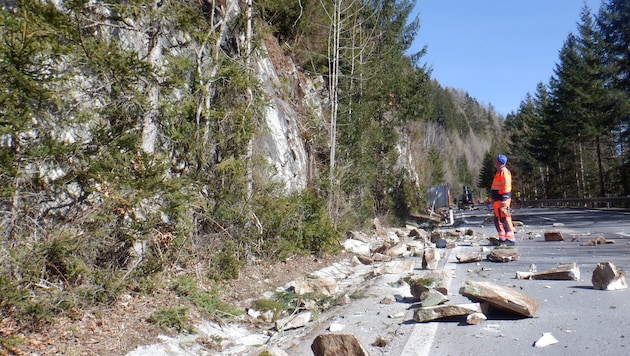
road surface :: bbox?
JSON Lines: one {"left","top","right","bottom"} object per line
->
{"left": 392, "top": 207, "right": 630, "bottom": 356}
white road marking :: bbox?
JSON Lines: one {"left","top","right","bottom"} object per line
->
{"left": 400, "top": 247, "right": 459, "bottom": 356}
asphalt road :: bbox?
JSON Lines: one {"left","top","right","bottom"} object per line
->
{"left": 397, "top": 207, "right": 630, "bottom": 356}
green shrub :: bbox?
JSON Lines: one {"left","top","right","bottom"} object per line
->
{"left": 253, "top": 190, "right": 341, "bottom": 260}
{"left": 148, "top": 307, "right": 193, "bottom": 333}
{"left": 208, "top": 240, "right": 242, "bottom": 281}
{"left": 172, "top": 276, "right": 242, "bottom": 321}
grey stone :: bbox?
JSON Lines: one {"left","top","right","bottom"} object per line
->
{"left": 459, "top": 280, "right": 540, "bottom": 317}
{"left": 311, "top": 334, "right": 368, "bottom": 356}
{"left": 592, "top": 262, "right": 628, "bottom": 290}
{"left": 413, "top": 303, "right": 481, "bottom": 323}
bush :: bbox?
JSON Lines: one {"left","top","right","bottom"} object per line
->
{"left": 253, "top": 190, "right": 341, "bottom": 260}
{"left": 172, "top": 276, "right": 242, "bottom": 321}
{"left": 148, "top": 307, "right": 193, "bottom": 333}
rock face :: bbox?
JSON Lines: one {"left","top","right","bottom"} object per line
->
{"left": 459, "top": 280, "right": 540, "bottom": 317}
{"left": 311, "top": 334, "right": 368, "bottom": 356}
{"left": 592, "top": 262, "right": 628, "bottom": 290}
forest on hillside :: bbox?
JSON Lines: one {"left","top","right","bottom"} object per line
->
{"left": 502, "top": 2, "right": 630, "bottom": 201}
{"left": 0, "top": 0, "right": 628, "bottom": 336}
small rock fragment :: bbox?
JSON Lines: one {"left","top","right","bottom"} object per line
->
{"left": 534, "top": 332, "right": 558, "bottom": 347}
{"left": 544, "top": 231, "right": 564, "bottom": 241}
{"left": 466, "top": 312, "right": 487, "bottom": 325}
{"left": 380, "top": 295, "right": 396, "bottom": 304}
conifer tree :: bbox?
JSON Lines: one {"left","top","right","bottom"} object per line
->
{"left": 598, "top": 0, "right": 630, "bottom": 194}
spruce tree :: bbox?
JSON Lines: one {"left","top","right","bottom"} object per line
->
{"left": 598, "top": 0, "right": 630, "bottom": 194}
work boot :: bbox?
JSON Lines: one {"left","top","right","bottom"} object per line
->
{"left": 504, "top": 240, "right": 515, "bottom": 246}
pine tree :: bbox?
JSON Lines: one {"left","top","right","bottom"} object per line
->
{"left": 598, "top": 0, "right": 630, "bottom": 194}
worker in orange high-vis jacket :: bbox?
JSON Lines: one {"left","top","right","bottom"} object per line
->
{"left": 491, "top": 154, "right": 515, "bottom": 246}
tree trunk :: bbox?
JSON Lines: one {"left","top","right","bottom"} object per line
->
{"left": 141, "top": 2, "right": 163, "bottom": 154}
{"left": 327, "top": 0, "right": 341, "bottom": 217}
{"left": 596, "top": 135, "right": 606, "bottom": 197}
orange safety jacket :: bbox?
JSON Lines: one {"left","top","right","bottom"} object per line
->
{"left": 491, "top": 166, "right": 512, "bottom": 201}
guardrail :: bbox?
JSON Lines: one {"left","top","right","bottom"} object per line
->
{"left": 523, "top": 196, "right": 630, "bottom": 209}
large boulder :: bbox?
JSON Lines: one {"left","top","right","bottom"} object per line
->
{"left": 592, "top": 262, "right": 627, "bottom": 290}
{"left": 311, "top": 334, "right": 368, "bottom": 356}
{"left": 459, "top": 280, "right": 540, "bottom": 317}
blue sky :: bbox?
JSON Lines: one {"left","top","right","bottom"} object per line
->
{"left": 409, "top": 0, "right": 603, "bottom": 116}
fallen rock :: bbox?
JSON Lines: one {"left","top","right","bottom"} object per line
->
{"left": 408, "top": 270, "right": 449, "bottom": 299}
{"left": 582, "top": 235, "right": 614, "bottom": 246}
{"left": 342, "top": 239, "right": 371, "bottom": 256}
{"left": 592, "top": 262, "right": 628, "bottom": 290}
{"left": 456, "top": 251, "right": 483, "bottom": 263}
{"left": 276, "top": 311, "right": 312, "bottom": 331}
{"left": 459, "top": 280, "right": 540, "bottom": 317}
{"left": 409, "top": 228, "right": 431, "bottom": 242}
{"left": 328, "top": 323, "right": 345, "bottom": 332}
{"left": 533, "top": 332, "right": 559, "bottom": 347}
{"left": 372, "top": 253, "right": 392, "bottom": 262}
{"left": 407, "top": 241, "right": 427, "bottom": 256}
{"left": 311, "top": 334, "right": 368, "bottom": 356}
{"left": 430, "top": 230, "right": 445, "bottom": 243}
{"left": 294, "top": 277, "right": 338, "bottom": 296}
{"left": 373, "top": 260, "right": 416, "bottom": 275}
{"left": 380, "top": 295, "right": 396, "bottom": 304}
{"left": 466, "top": 312, "right": 487, "bottom": 325}
{"left": 356, "top": 255, "right": 373, "bottom": 265}
{"left": 422, "top": 247, "right": 440, "bottom": 269}
{"left": 347, "top": 230, "right": 371, "bottom": 243}
{"left": 417, "top": 288, "right": 449, "bottom": 307}
{"left": 371, "top": 336, "right": 388, "bottom": 347}
{"left": 385, "top": 243, "right": 409, "bottom": 258}
{"left": 413, "top": 303, "right": 481, "bottom": 323}
{"left": 544, "top": 231, "right": 564, "bottom": 241}
{"left": 487, "top": 247, "right": 520, "bottom": 262}
{"left": 373, "top": 217, "right": 385, "bottom": 235}
{"left": 516, "top": 263, "right": 580, "bottom": 281}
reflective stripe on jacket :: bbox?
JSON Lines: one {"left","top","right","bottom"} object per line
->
{"left": 491, "top": 166, "right": 512, "bottom": 201}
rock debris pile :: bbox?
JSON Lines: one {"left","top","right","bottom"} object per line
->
{"left": 127, "top": 217, "right": 627, "bottom": 356}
